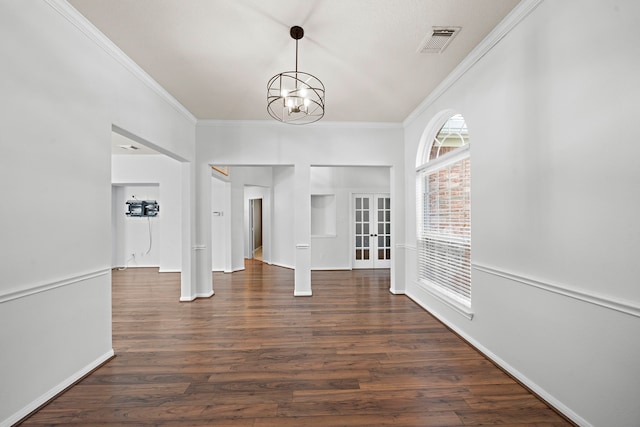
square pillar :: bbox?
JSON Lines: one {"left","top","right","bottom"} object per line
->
{"left": 293, "top": 163, "right": 312, "bottom": 296}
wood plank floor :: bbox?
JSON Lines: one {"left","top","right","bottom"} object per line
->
{"left": 20, "top": 260, "right": 573, "bottom": 426}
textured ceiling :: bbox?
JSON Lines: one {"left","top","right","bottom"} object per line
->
{"left": 69, "top": 0, "right": 520, "bottom": 122}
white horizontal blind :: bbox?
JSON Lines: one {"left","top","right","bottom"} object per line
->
{"left": 417, "top": 152, "right": 471, "bottom": 306}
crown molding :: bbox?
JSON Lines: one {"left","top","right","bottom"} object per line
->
{"left": 43, "top": 0, "right": 542, "bottom": 130}
{"left": 44, "top": 0, "right": 197, "bottom": 125}
{"left": 403, "top": 0, "right": 544, "bottom": 127}
{"left": 197, "top": 119, "right": 403, "bottom": 129}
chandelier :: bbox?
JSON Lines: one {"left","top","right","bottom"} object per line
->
{"left": 267, "top": 26, "right": 325, "bottom": 124}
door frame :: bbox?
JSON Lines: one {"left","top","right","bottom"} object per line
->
{"left": 249, "top": 198, "right": 263, "bottom": 259}
{"left": 352, "top": 193, "right": 391, "bottom": 269}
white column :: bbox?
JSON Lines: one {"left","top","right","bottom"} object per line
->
{"left": 223, "top": 181, "right": 233, "bottom": 272}
{"left": 294, "top": 163, "right": 312, "bottom": 296}
{"left": 195, "top": 161, "right": 214, "bottom": 298}
{"left": 180, "top": 161, "right": 197, "bottom": 301}
{"left": 389, "top": 165, "right": 406, "bottom": 294}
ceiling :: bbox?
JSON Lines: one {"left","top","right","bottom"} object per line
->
{"left": 69, "top": 0, "right": 520, "bottom": 123}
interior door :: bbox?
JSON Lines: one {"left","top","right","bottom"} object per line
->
{"left": 353, "top": 193, "right": 391, "bottom": 269}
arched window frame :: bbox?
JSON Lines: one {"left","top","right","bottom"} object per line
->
{"left": 416, "top": 112, "right": 473, "bottom": 319}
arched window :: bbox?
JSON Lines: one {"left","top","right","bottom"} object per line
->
{"left": 416, "top": 113, "right": 471, "bottom": 311}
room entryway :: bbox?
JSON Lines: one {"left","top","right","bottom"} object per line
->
{"left": 250, "top": 198, "right": 263, "bottom": 261}
{"left": 353, "top": 193, "right": 391, "bottom": 269}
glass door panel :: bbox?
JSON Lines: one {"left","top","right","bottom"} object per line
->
{"left": 353, "top": 194, "right": 390, "bottom": 269}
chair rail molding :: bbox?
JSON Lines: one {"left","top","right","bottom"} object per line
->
{"left": 0, "top": 269, "right": 110, "bottom": 304}
{"left": 473, "top": 262, "right": 640, "bottom": 318}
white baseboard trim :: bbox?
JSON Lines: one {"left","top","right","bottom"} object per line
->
{"left": 294, "top": 290, "right": 313, "bottom": 297}
{"left": 0, "top": 269, "right": 110, "bottom": 304}
{"left": 124, "top": 264, "right": 159, "bottom": 268}
{"left": 311, "top": 267, "right": 352, "bottom": 271}
{"left": 180, "top": 290, "right": 215, "bottom": 302}
{"left": 196, "top": 290, "right": 214, "bottom": 298}
{"left": 405, "top": 289, "right": 588, "bottom": 427}
{"left": 389, "top": 287, "right": 405, "bottom": 295}
{"left": 1, "top": 349, "right": 115, "bottom": 427}
{"left": 270, "top": 262, "right": 295, "bottom": 270}
{"left": 113, "top": 265, "right": 159, "bottom": 270}
{"left": 158, "top": 268, "right": 181, "bottom": 273}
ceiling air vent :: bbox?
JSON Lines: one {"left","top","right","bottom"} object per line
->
{"left": 417, "top": 27, "right": 461, "bottom": 54}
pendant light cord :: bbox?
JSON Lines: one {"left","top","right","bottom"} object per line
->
{"left": 295, "top": 39, "right": 299, "bottom": 88}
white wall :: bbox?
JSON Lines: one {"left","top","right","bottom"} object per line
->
{"left": 272, "top": 166, "right": 296, "bottom": 269}
{"left": 211, "top": 175, "right": 230, "bottom": 272}
{"left": 0, "top": 2, "right": 195, "bottom": 425}
{"left": 112, "top": 155, "right": 182, "bottom": 271}
{"left": 310, "top": 166, "right": 390, "bottom": 270}
{"left": 195, "top": 122, "right": 405, "bottom": 295}
{"left": 112, "top": 186, "right": 123, "bottom": 266}
{"left": 112, "top": 185, "right": 160, "bottom": 268}
{"left": 403, "top": 1, "right": 640, "bottom": 425}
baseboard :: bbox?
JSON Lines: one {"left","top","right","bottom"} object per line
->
{"left": 112, "top": 265, "right": 159, "bottom": 270}
{"left": 2, "top": 349, "right": 115, "bottom": 427}
{"left": 270, "top": 262, "right": 294, "bottom": 270}
{"left": 180, "top": 290, "right": 214, "bottom": 302}
{"left": 294, "top": 290, "right": 313, "bottom": 296}
{"left": 310, "top": 267, "right": 352, "bottom": 271}
{"left": 196, "top": 290, "right": 214, "bottom": 298}
{"left": 405, "top": 288, "right": 587, "bottom": 427}
{"left": 158, "top": 268, "right": 181, "bottom": 273}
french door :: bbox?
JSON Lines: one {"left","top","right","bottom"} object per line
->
{"left": 353, "top": 193, "right": 391, "bottom": 269}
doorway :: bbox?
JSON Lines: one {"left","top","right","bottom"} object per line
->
{"left": 353, "top": 193, "right": 391, "bottom": 269}
{"left": 250, "top": 198, "right": 263, "bottom": 261}
{"left": 111, "top": 130, "right": 184, "bottom": 273}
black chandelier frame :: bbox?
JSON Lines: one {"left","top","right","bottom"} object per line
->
{"left": 267, "top": 26, "right": 325, "bottom": 125}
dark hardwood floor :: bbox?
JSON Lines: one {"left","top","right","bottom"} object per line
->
{"left": 20, "top": 260, "right": 572, "bottom": 426}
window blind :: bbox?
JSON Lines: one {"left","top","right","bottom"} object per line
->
{"left": 417, "top": 153, "right": 471, "bottom": 306}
